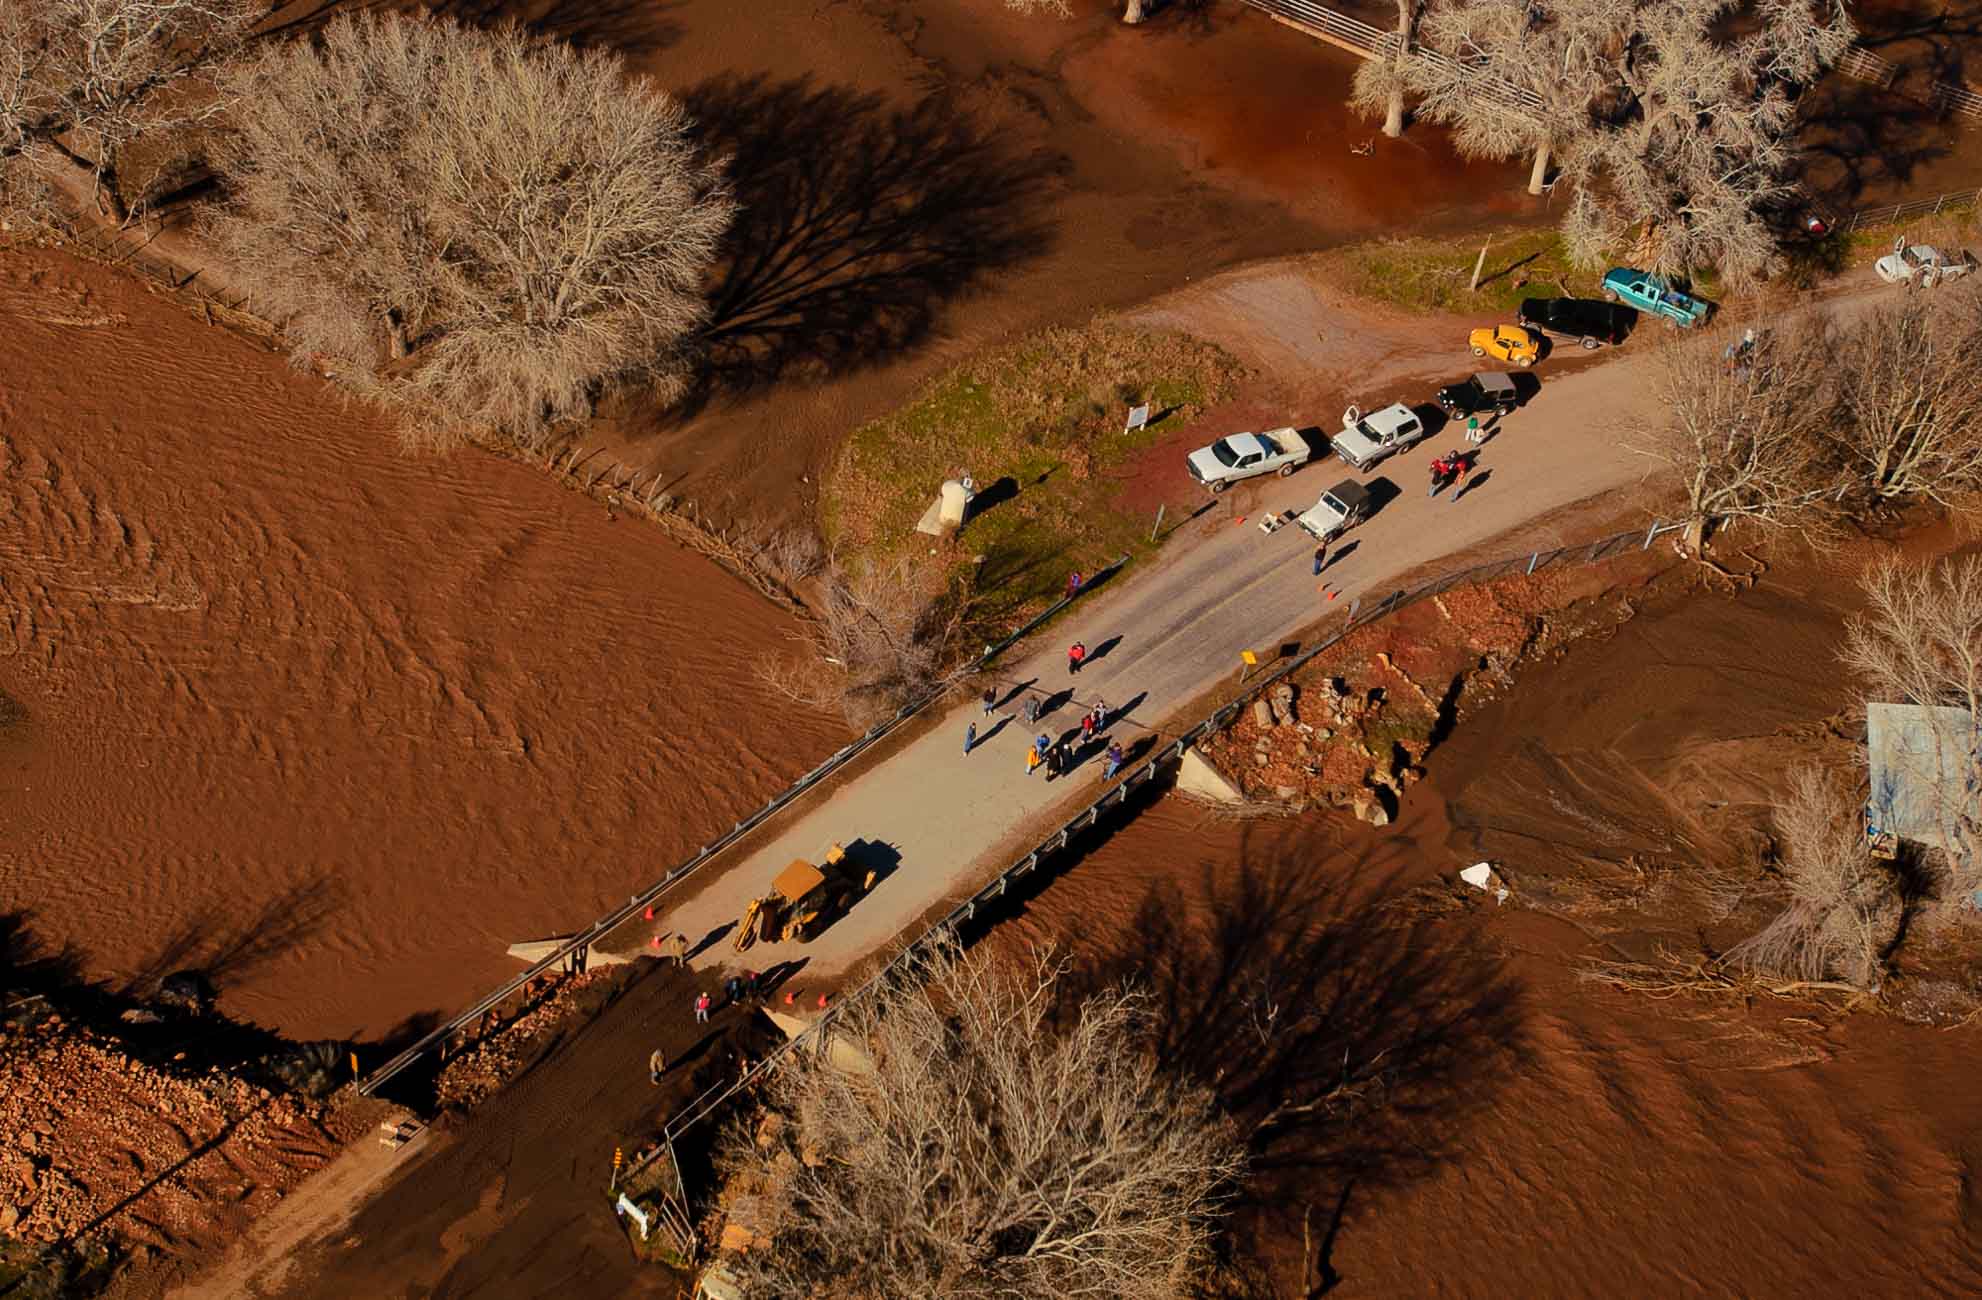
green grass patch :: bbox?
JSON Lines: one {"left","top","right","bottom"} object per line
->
{"left": 1318, "top": 227, "right": 1587, "bottom": 315}
{"left": 1317, "top": 225, "right": 1730, "bottom": 315}
{"left": 825, "top": 321, "right": 1245, "bottom": 629}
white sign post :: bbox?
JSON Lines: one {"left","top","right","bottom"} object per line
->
{"left": 616, "top": 1193, "right": 651, "bottom": 1241}
{"left": 1124, "top": 403, "right": 1152, "bottom": 434}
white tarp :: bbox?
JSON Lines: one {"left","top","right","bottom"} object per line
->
{"left": 1866, "top": 703, "right": 1979, "bottom": 851}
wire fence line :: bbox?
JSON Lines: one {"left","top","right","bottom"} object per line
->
{"left": 53, "top": 222, "right": 268, "bottom": 332}
{"left": 637, "top": 513, "right": 1692, "bottom": 1171}
{"left": 353, "top": 555, "right": 1129, "bottom": 1098}
{"left": 1244, "top": 0, "right": 1979, "bottom": 124}
{"left": 1842, "top": 187, "right": 1982, "bottom": 233}
{"left": 1834, "top": 44, "right": 1982, "bottom": 120}
{"left": 1239, "top": 0, "right": 1541, "bottom": 110}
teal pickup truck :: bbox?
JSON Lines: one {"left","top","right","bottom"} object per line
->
{"left": 1600, "top": 268, "right": 1712, "bottom": 328}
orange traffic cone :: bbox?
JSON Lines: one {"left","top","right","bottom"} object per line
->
{"left": 643, "top": 904, "right": 654, "bottom": 921}
{"left": 783, "top": 990, "right": 796, "bottom": 1006}
{"left": 816, "top": 992, "right": 830, "bottom": 1010}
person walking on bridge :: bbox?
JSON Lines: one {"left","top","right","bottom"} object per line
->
{"left": 964, "top": 721, "right": 977, "bottom": 755}
{"left": 1067, "top": 641, "right": 1087, "bottom": 675}
{"left": 1027, "top": 742, "right": 1043, "bottom": 777}
{"left": 668, "top": 933, "right": 689, "bottom": 968}
{"left": 694, "top": 991, "right": 712, "bottom": 1024}
{"left": 649, "top": 1048, "right": 667, "bottom": 1084}
{"left": 1104, "top": 741, "right": 1126, "bottom": 780}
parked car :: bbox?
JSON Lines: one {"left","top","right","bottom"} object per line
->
{"left": 1185, "top": 428, "right": 1311, "bottom": 493}
{"left": 1873, "top": 241, "right": 1977, "bottom": 287}
{"left": 1517, "top": 296, "right": 1634, "bottom": 349}
{"left": 1468, "top": 323, "right": 1541, "bottom": 368}
{"left": 1435, "top": 372, "right": 1519, "bottom": 420}
{"left": 1600, "top": 268, "right": 1711, "bottom": 328}
{"left": 1328, "top": 402, "right": 1425, "bottom": 471}
{"left": 1296, "top": 478, "right": 1373, "bottom": 542}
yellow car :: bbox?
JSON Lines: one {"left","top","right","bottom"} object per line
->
{"left": 1469, "top": 323, "right": 1541, "bottom": 368}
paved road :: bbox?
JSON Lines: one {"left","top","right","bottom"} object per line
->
{"left": 602, "top": 321, "right": 1677, "bottom": 980}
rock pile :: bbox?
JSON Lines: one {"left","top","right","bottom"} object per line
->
{"left": 434, "top": 969, "right": 612, "bottom": 1111}
{"left": 0, "top": 1011, "right": 341, "bottom": 1256}
{"left": 1206, "top": 666, "right": 1431, "bottom": 821}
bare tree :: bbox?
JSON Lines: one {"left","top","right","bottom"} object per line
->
{"left": 1576, "top": 0, "right": 1855, "bottom": 285}
{"left": 718, "top": 935, "right": 1245, "bottom": 1299}
{"left": 1828, "top": 296, "right": 1982, "bottom": 506}
{"left": 1842, "top": 555, "right": 1982, "bottom": 911}
{"left": 1348, "top": 0, "right": 1425, "bottom": 139}
{"left": 0, "top": 0, "right": 256, "bottom": 224}
{"left": 757, "top": 553, "right": 966, "bottom": 726}
{"left": 206, "top": 14, "right": 734, "bottom": 450}
{"left": 1000, "top": 0, "right": 1143, "bottom": 21}
{"left": 1378, "top": 0, "right": 1853, "bottom": 285}
{"left": 1635, "top": 319, "right": 1845, "bottom": 554}
{"left": 1726, "top": 766, "right": 1900, "bottom": 989}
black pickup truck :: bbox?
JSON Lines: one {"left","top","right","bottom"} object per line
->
{"left": 1516, "top": 297, "right": 1634, "bottom": 349}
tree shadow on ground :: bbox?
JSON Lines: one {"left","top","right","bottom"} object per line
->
{"left": 1060, "top": 830, "right": 1527, "bottom": 1289}
{"left": 116, "top": 873, "right": 347, "bottom": 1002}
{"left": 0, "top": 910, "right": 92, "bottom": 1010}
{"left": 649, "top": 75, "right": 1064, "bottom": 418}
{"left": 1791, "top": 77, "right": 1956, "bottom": 214}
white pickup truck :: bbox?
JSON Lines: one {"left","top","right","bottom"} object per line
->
{"left": 1328, "top": 402, "right": 1425, "bottom": 471}
{"left": 1296, "top": 478, "right": 1372, "bottom": 542}
{"left": 1185, "top": 428, "right": 1311, "bottom": 493}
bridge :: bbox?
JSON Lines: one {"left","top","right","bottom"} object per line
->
{"left": 356, "top": 305, "right": 1701, "bottom": 1106}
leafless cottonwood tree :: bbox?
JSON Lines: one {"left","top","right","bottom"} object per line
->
{"left": 757, "top": 554, "right": 967, "bottom": 726}
{"left": 1348, "top": 0, "right": 1425, "bottom": 139}
{"left": 719, "top": 936, "right": 1245, "bottom": 1300}
{"left": 1828, "top": 296, "right": 1982, "bottom": 506}
{"left": 1636, "top": 319, "right": 1845, "bottom": 554}
{"left": 1726, "top": 766, "right": 1901, "bottom": 989}
{"left": 1570, "top": 0, "right": 1854, "bottom": 285}
{"left": 999, "top": 0, "right": 1147, "bottom": 22}
{"left": 207, "top": 15, "right": 734, "bottom": 450}
{"left": 0, "top": 0, "right": 257, "bottom": 224}
{"left": 1842, "top": 554, "right": 1982, "bottom": 915}
{"left": 1378, "top": 0, "right": 1853, "bottom": 286}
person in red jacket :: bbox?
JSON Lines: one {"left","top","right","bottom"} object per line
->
{"left": 1067, "top": 641, "right": 1087, "bottom": 674}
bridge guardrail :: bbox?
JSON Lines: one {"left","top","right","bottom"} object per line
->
{"left": 355, "top": 554, "right": 1128, "bottom": 1097}
{"left": 635, "top": 515, "right": 1693, "bottom": 1174}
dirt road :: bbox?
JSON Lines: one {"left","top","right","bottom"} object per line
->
{"left": 597, "top": 263, "right": 1697, "bottom": 978}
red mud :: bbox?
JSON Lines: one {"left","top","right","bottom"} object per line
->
{"left": 0, "top": 249, "right": 844, "bottom": 1041}
{"left": 990, "top": 552, "right": 1982, "bottom": 1294}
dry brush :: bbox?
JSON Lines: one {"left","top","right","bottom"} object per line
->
{"left": 1726, "top": 766, "right": 1901, "bottom": 989}
{"left": 207, "top": 14, "right": 734, "bottom": 450}
{"left": 0, "top": 0, "right": 257, "bottom": 225}
{"left": 717, "top": 936, "right": 1245, "bottom": 1300}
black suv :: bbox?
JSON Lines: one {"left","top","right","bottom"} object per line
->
{"left": 1517, "top": 297, "right": 1634, "bottom": 349}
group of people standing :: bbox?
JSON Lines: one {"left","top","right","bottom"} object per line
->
{"left": 1427, "top": 448, "right": 1479, "bottom": 500}
{"left": 963, "top": 576, "right": 1131, "bottom": 784}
